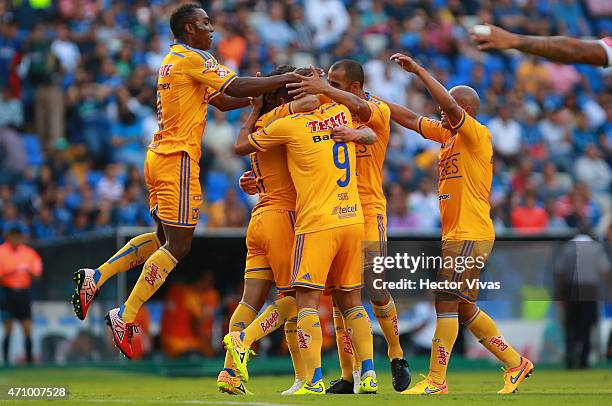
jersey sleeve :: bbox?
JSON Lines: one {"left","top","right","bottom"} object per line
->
{"left": 364, "top": 99, "right": 391, "bottom": 135}
{"left": 255, "top": 104, "right": 292, "bottom": 129}
{"left": 417, "top": 116, "right": 448, "bottom": 144}
{"left": 449, "top": 109, "right": 490, "bottom": 150}
{"left": 248, "top": 117, "right": 291, "bottom": 152}
{"left": 183, "top": 53, "right": 237, "bottom": 94}
{"left": 599, "top": 37, "right": 612, "bottom": 68}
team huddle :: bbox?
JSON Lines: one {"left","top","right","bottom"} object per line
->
{"left": 77, "top": 2, "right": 612, "bottom": 396}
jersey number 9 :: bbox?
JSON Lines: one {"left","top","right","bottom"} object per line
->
{"left": 333, "top": 142, "right": 350, "bottom": 187}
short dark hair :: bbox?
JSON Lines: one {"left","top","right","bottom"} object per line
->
{"left": 330, "top": 59, "right": 364, "bottom": 86}
{"left": 170, "top": 3, "right": 202, "bottom": 39}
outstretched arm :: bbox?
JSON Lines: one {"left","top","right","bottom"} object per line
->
{"left": 391, "top": 53, "right": 463, "bottom": 126}
{"left": 209, "top": 94, "right": 251, "bottom": 111}
{"left": 287, "top": 65, "right": 372, "bottom": 123}
{"left": 234, "top": 99, "right": 263, "bottom": 156}
{"left": 225, "top": 72, "right": 299, "bottom": 98}
{"left": 470, "top": 24, "right": 608, "bottom": 67}
{"left": 382, "top": 99, "right": 420, "bottom": 131}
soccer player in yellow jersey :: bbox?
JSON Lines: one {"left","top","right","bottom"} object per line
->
{"left": 388, "top": 53, "right": 533, "bottom": 395}
{"left": 287, "top": 61, "right": 411, "bottom": 393}
{"left": 70, "top": 3, "right": 301, "bottom": 359}
{"left": 230, "top": 96, "right": 379, "bottom": 395}
{"left": 217, "top": 66, "right": 320, "bottom": 396}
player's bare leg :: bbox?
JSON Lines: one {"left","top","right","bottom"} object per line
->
{"left": 459, "top": 302, "right": 533, "bottom": 394}
{"left": 333, "top": 289, "right": 377, "bottom": 394}
{"left": 2, "top": 319, "right": 12, "bottom": 365}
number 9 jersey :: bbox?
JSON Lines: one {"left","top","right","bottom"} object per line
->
{"left": 247, "top": 103, "right": 364, "bottom": 235}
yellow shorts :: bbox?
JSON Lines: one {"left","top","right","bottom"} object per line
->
{"left": 244, "top": 209, "right": 296, "bottom": 292}
{"left": 291, "top": 223, "right": 364, "bottom": 291}
{"left": 364, "top": 213, "right": 387, "bottom": 258}
{"left": 435, "top": 240, "right": 494, "bottom": 303}
{"left": 145, "top": 150, "right": 202, "bottom": 228}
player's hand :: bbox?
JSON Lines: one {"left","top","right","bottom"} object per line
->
{"left": 469, "top": 24, "right": 519, "bottom": 51}
{"left": 331, "top": 126, "right": 358, "bottom": 143}
{"left": 238, "top": 170, "right": 258, "bottom": 195}
{"left": 390, "top": 53, "right": 422, "bottom": 73}
{"left": 286, "top": 65, "right": 327, "bottom": 99}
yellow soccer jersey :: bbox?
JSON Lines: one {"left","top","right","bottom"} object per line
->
{"left": 353, "top": 93, "right": 391, "bottom": 216}
{"left": 248, "top": 103, "right": 364, "bottom": 235}
{"left": 250, "top": 103, "right": 297, "bottom": 214}
{"left": 149, "top": 42, "right": 237, "bottom": 162}
{"left": 418, "top": 110, "right": 495, "bottom": 241}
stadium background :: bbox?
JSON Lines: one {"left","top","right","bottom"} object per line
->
{"left": 0, "top": 0, "right": 611, "bottom": 387}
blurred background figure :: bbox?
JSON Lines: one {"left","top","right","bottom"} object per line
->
{"left": 0, "top": 226, "right": 42, "bottom": 364}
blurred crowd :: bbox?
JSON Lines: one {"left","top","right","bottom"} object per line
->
{"left": 0, "top": 0, "right": 611, "bottom": 242}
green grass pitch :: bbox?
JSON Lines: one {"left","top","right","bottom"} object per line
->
{"left": 0, "top": 368, "right": 611, "bottom": 405}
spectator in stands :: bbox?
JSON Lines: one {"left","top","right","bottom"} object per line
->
{"left": 95, "top": 164, "right": 124, "bottom": 203}
{"left": 489, "top": 104, "right": 523, "bottom": 165}
{"left": 0, "top": 88, "right": 23, "bottom": 129}
{"left": 306, "top": 0, "right": 349, "bottom": 51}
{"left": 387, "top": 183, "right": 418, "bottom": 229}
{"left": 196, "top": 272, "right": 220, "bottom": 357}
{"left": 574, "top": 143, "right": 611, "bottom": 196}
{"left": 511, "top": 191, "right": 549, "bottom": 233}
{"left": 0, "top": 127, "right": 28, "bottom": 185}
{"left": 161, "top": 282, "right": 205, "bottom": 359}
{"left": 0, "top": 227, "right": 42, "bottom": 364}
{"left": 408, "top": 178, "right": 439, "bottom": 229}
{"left": 257, "top": 2, "right": 296, "bottom": 51}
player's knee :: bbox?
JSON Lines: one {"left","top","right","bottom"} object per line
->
{"left": 333, "top": 289, "right": 362, "bottom": 312}
{"left": 434, "top": 292, "right": 460, "bottom": 313}
{"left": 458, "top": 303, "right": 478, "bottom": 324}
{"left": 165, "top": 240, "right": 191, "bottom": 260}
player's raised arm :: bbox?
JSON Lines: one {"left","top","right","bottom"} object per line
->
{"left": 224, "top": 73, "right": 301, "bottom": 98}
{"left": 381, "top": 99, "right": 420, "bottom": 132}
{"left": 391, "top": 53, "right": 463, "bottom": 127}
{"left": 234, "top": 97, "right": 263, "bottom": 156}
{"left": 469, "top": 24, "right": 609, "bottom": 67}
{"left": 287, "top": 65, "right": 372, "bottom": 123}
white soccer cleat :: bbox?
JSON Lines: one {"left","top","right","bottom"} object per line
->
{"left": 282, "top": 378, "right": 306, "bottom": 395}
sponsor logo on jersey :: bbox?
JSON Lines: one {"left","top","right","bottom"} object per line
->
{"left": 214, "top": 66, "right": 229, "bottom": 78}
{"left": 331, "top": 204, "right": 358, "bottom": 218}
{"left": 159, "top": 64, "right": 173, "bottom": 78}
{"left": 307, "top": 111, "right": 349, "bottom": 133}
{"left": 205, "top": 59, "right": 218, "bottom": 70}
{"left": 439, "top": 194, "right": 450, "bottom": 201}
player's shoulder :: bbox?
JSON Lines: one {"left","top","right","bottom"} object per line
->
{"left": 172, "top": 43, "right": 218, "bottom": 68}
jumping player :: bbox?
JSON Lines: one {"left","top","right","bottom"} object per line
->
{"left": 388, "top": 52, "right": 533, "bottom": 395}
{"left": 70, "top": 3, "right": 300, "bottom": 359}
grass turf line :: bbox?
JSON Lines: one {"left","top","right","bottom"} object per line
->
{"left": 0, "top": 368, "right": 611, "bottom": 405}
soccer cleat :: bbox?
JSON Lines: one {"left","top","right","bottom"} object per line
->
{"left": 293, "top": 380, "right": 326, "bottom": 395}
{"left": 217, "top": 369, "right": 252, "bottom": 395}
{"left": 326, "top": 378, "right": 354, "bottom": 394}
{"left": 498, "top": 357, "right": 534, "bottom": 394}
{"left": 357, "top": 370, "right": 378, "bottom": 394}
{"left": 223, "top": 332, "right": 255, "bottom": 382}
{"left": 281, "top": 378, "right": 306, "bottom": 395}
{"left": 402, "top": 374, "right": 448, "bottom": 395}
{"left": 71, "top": 269, "right": 99, "bottom": 320}
{"left": 391, "top": 358, "right": 411, "bottom": 392}
{"left": 105, "top": 308, "right": 138, "bottom": 359}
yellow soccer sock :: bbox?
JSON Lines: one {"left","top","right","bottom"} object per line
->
{"left": 119, "top": 247, "right": 177, "bottom": 323}
{"left": 343, "top": 306, "right": 375, "bottom": 374}
{"left": 428, "top": 313, "right": 458, "bottom": 385}
{"left": 372, "top": 298, "right": 404, "bottom": 360}
{"left": 285, "top": 316, "right": 308, "bottom": 381}
{"left": 297, "top": 308, "right": 323, "bottom": 383}
{"left": 243, "top": 296, "right": 297, "bottom": 347}
{"left": 95, "top": 233, "right": 161, "bottom": 287}
{"left": 333, "top": 306, "right": 355, "bottom": 381}
{"left": 465, "top": 308, "right": 522, "bottom": 368}
{"left": 223, "top": 301, "right": 258, "bottom": 370}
